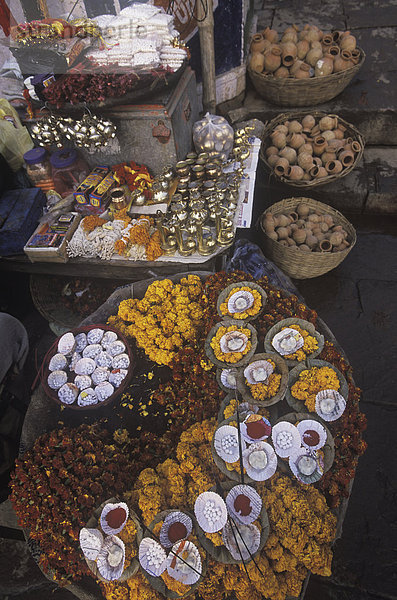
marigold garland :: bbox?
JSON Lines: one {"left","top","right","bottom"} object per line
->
{"left": 291, "top": 365, "right": 340, "bottom": 412}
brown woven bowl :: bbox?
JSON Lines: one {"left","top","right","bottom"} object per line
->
{"left": 248, "top": 48, "right": 365, "bottom": 107}
{"left": 260, "top": 111, "right": 365, "bottom": 188}
{"left": 41, "top": 324, "right": 134, "bottom": 410}
{"left": 259, "top": 197, "right": 357, "bottom": 279}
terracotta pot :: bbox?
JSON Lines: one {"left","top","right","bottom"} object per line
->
{"left": 250, "top": 52, "right": 265, "bottom": 73}
{"left": 288, "top": 133, "right": 306, "bottom": 149}
{"left": 279, "top": 146, "right": 297, "bottom": 164}
{"left": 319, "top": 239, "right": 332, "bottom": 252}
{"left": 267, "top": 154, "right": 280, "bottom": 168}
{"left": 328, "top": 45, "right": 340, "bottom": 57}
{"left": 282, "top": 52, "right": 296, "bottom": 67}
{"left": 297, "top": 152, "right": 314, "bottom": 171}
{"left": 339, "top": 150, "right": 355, "bottom": 167}
{"left": 271, "top": 130, "right": 287, "bottom": 149}
{"left": 340, "top": 34, "right": 356, "bottom": 51}
{"left": 316, "top": 166, "right": 328, "bottom": 178}
{"left": 311, "top": 40, "right": 323, "bottom": 51}
{"left": 319, "top": 115, "right": 336, "bottom": 131}
{"left": 289, "top": 211, "right": 299, "bottom": 222}
{"left": 334, "top": 50, "right": 354, "bottom": 72}
{"left": 277, "top": 214, "right": 291, "bottom": 227}
{"left": 281, "top": 41, "right": 298, "bottom": 57}
{"left": 250, "top": 34, "right": 267, "bottom": 53}
{"left": 274, "top": 124, "right": 289, "bottom": 135}
{"left": 293, "top": 229, "right": 306, "bottom": 244}
{"left": 306, "top": 47, "right": 323, "bottom": 67}
{"left": 262, "top": 27, "right": 278, "bottom": 43}
{"left": 325, "top": 160, "right": 343, "bottom": 175}
{"left": 332, "top": 30, "right": 342, "bottom": 43}
{"left": 288, "top": 120, "right": 303, "bottom": 134}
{"left": 322, "top": 33, "right": 333, "bottom": 48}
{"left": 287, "top": 237, "right": 297, "bottom": 246}
{"left": 265, "top": 145, "right": 279, "bottom": 157}
{"left": 313, "top": 136, "right": 327, "bottom": 155}
{"left": 287, "top": 165, "right": 304, "bottom": 180}
{"left": 322, "top": 129, "right": 336, "bottom": 141}
{"left": 301, "top": 114, "right": 316, "bottom": 132}
{"left": 274, "top": 157, "right": 289, "bottom": 175}
{"left": 263, "top": 47, "right": 282, "bottom": 72}
{"left": 296, "top": 203, "right": 310, "bottom": 217}
{"left": 351, "top": 140, "right": 362, "bottom": 153}
{"left": 276, "top": 226, "right": 289, "bottom": 239}
{"left": 323, "top": 215, "right": 334, "bottom": 227}
{"left": 328, "top": 139, "right": 345, "bottom": 151}
{"left": 290, "top": 59, "right": 303, "bottom": 76}
{"left": 313, "top": 156, "right": 322, "bottom": 167}
{"left": 321, "top": 150, "right": 337, "bottom": 164}
{"left": 333, "top": 128, "right": 344, "bottom": 140}
{"left": 298, "top": 142, "right": 314, "bottom": 155}
{"left": 306, "top": 234, "right": 318, "bottom": 249}
{"left": 294, "top": 62, "right": 311, "bottom": 79}
{"left": 274, "top": 66, "right": 290, "bottom": 78}
{"left": 350, "top": 48, "right": 361, "bottom": 65}
{"left": 282, "top": 27, "right": 298, "bottom": 44}
{"left": 315, "top": 55, "right": 334, "bottom": 76}
{"left": 296, "top": 39, "right": 310, "bottom": 59}
{"left": 329, "top": 231, "right": 344, "bottom": 246}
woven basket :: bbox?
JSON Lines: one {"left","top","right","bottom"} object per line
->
{"left": 248, "top": 48, "right": 365, "bottom": 107}
{"left": 84, "top": 497, "right": 142, "bottom": 582}
{"left": 260, "top": 111, "right": 365, "bottom": 188}
{"left": 259, "top": 197, "right": 357, "bottom": 279}
{"left": 30, "top": 275, "right": 82, "bottom": 330}
{"left": 285, "top": 358, "right": 349, "bottom": 414}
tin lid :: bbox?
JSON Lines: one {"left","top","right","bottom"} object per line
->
{"left": 50, "top": 149, "right": 77, "bottom": 169}
{"left": 24, "top": 147, "right": 47, "bottom": 165}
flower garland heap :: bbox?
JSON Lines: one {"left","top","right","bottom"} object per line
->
{"left": 291, "top": 366, "right": 340, "bottom": 412}
{"left": 108, "top": 276, "right": 204, "bottom": 366}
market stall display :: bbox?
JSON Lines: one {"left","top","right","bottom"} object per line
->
{"left": 10, "top": 271, "right": 367, "bottom": 600}
{"left": 248, "top": 25, "right": 365, "bottom": 106}
{"left": 260, "top": 112, "right": 365, "bottom": 186}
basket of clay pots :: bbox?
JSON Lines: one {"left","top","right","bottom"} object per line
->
{"left": 259, "top": 197, "right": 356, "bottom": 279}
{"left": 247, "top": 25, "right": 365, "bottom": 107}
{"left": 259, "top": 111, "right": 365, "bottom": 188}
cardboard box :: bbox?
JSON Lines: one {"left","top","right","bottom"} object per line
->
{"left": 24, "top": 212, "right": 81, "bottom": 263}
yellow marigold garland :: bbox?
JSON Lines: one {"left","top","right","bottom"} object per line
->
{"left": 210, "top": 325, "right": 252, "bottom": 364}
{"left": 290, "top": 365, "right": 340, "bottom": 412}
{"left": 219, "top": 286, "right": 262, "bottom": 319}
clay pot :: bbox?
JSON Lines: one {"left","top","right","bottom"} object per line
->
{"left": 290, "top": 223, "right": 298, "bottom": 232}
{"left": 293, "top": 229, "right": 306, "bottom": 244}
{"left": 288, "top": 120, "right": 303, "bottom": 134}
{"left": 250, "top": 52, "right": 266, "bottom": 73}
{"left": 265, "top": 145, "right": 279, "bottom": 157}
{"left": 308, "top": 166, "right": 320, "bottom": 178}
{"left": 332, "top": 30, "right": 342, "bottom": 43}
{"left": 323, "top": 215, "right": 334, "bottom": 227}
{"left": 287, "top": 237, "right": 297, "bottom": 247}
{"left": 274, "top": 66, "right": 290, "bottom": 78}
{"left": 294, "top": 62, "right": 311, "bottom": 79}
{"left": 282, "top": 52, "right": 296, "bottom": 67}
{"left": 263, "top": 219, "right": 275, "bottom": 233}
{"left": 325, "top": 159, "right": 343, "bottom": 174}
{"left": 274, "top": 124, "right": 289, "bottom": 135}
{"left": 267, "top": 231, "right": 278, "bottom": 241}
{"left": 296, "top": 39, "right": 310, "bottom": 59}
{"left": 305, "top": 27, "right": 323, "bottom": 43}
{"left": 339, "top": 150, "right": 355, "bottom": 167}
{"left": 267, "top": 154, "right": 280, "bottom": 168}
{"left": 319, "top": 116, "right": 336, "bottom": 131}
{"left": 290, "top": 59, "right": 303, "bottom": 76}
{"left": 250, "top": 34, "right": 267, "bottom": 53}
{"left": 263, "top": 47, "right": 282, "bottom": 72}
{"left": 262, "top": 27, "right": 278, "bottom": 43}
{"left": 287, "top": 165, "right": 304, "bottom": 180}
{"left": 321, "top": 150, "right": 337, "bottom": 164}
{"left": 311, "top": 40, "right": 323, "bottom": 51}
{"left": 300, "top": 244, "right": 311, "bottom": 252}
{"left": 306, "top": 47, "right": 323, "bottom": 67}
{"left": 301, "top": 114, "right": 316, "bottom": 132}
{"left": 333, "top": 128, "right": 344, "bottom": 140}
{"left": 316, "top": 166, "right": 328, "bottom": 178}
{"left": 288, "top": 133, "right": 305, "bottom": 149}
{"left": 271, "top": 131, "right": 287, "bottom": 149}
{"left": 281, "top": 41, "right": 298, "bottom": 57}
{"left": 282, "top": 31, "right": 298, "bottom": 44}
{"left": 279, "top": 146, "right": 297, "bottom": 164}
{"left": 276, "top": 226, "right": 289, "bottom": 239}
{"left": 306, "top": 234, "right": 318, "bottom": 249}
{"left": 289, "top": 211, "right": 299, "bottom": 222}
{"left": 297, "top": 152, "right": 314, "bottom": 171}
{"left": 329, "top": 231, "right": 344, "bottom": 246}
{"left": 322, "top": 33, "right": 333, "bottom": 48}
{"left": 320, "top": 222, "right": 329, "bottom": 233}
{"left": 328, "top": 45, "right": 340, "bottom": 58}
{"left": 298, "top": 143, "right": 314, "bottom": 155}
{"left": 310, "top": 125, "right": 321, "bottom": 137}
{"left": 328, "top": 139, "right": 345, "bottom": 152}
{"left": 296, "top": 203, "right": 310, "bottom": 217}
{"left": 351, "top": 140, "right": 362, "bottom": 153}
{"left": 340, "top": 34, "right": 356, "bottom": 51}
{"left": 313, "top": 136, "right": 327, "bottom": 155}
{"left": 322, "top": 129, "right": 336, "bottom": 141}
{"left": 274, "top": 157, "right": 289, "bottom": 175}
{"left": 313, "top": 156, "right": 323, "bottom": 167}
{"left": 315, "top": 55, "right": 334, "bottom": 76}
{"left": 334, "top": 50, "right": 354, "bottom": 72}
{"left": 319, "top": 239, "right": 332, "bottom": 252}
{"left": 350, "top": 48, "right": 361, "bottom": 65}
{"left": 295, "top": 219, "right": 306, "bottom": 228}
{"left": 279, "top": 240, "right": 289, "bottom": 247}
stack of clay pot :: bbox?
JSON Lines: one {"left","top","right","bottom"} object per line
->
{"left": 249, "top": 25, "right": 360, "bottom": 78}
{"left": 261, "top": 203, "right": 351, "bottom": 253}
{"left": 264, "top": 114, "right": 362, "bottom": 182}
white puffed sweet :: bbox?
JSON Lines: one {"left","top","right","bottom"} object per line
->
{"left": 74, "top": 357, "right": 96, "bottom": 376}
{"left": 75, "top": 333, "right": 88, "bottom": 353}
{"left": 74, "top": 375, "right": 92, "bottom": 390}
{"left": 101, "top": 331, "right": 118, "bottom": 349}
{"left": 92, "top": 367, "right": 110, "bottom": 385}
{"left": 107, "top": 340, "right": 126, "bottom": 357}
{"left": 95, "top": 381, "right": 114, "bottom": 402}
{"left": 95, "top": 351, "right": 113, "bottom": 368}
{"left": 83, "top": 344, "right": 102, "bottom": 359}
{"left": 69, "top": 352, "right": 82, "bottom": 372}
{"left": 57, "top": 332, "right": 76, "bottom": 355}
{"left": 87, "top": 328, "right": 105, "bottom": 345}
{"left": 48, "top": 353, "right": 67, "bottom": 372}
{"left": 48, "top": 370, "right": 67, "bottom": 390}
{"left": 109, "top": 369, "right": 127, "bottom": 388}
{"left": 58, "top": 383, "right": 79, "bottom": 404}
{"left": 112, "top": 353, "right": 130, "bottom": 370}
{"left": 78, "top": 388, "right": 98, "bottom": 406}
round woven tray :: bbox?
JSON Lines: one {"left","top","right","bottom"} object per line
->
{"left": 205, "top": 320, "right": 258, "bottom": 369}
{"left": 259, "top": 196, "right": 357, "bottom": 279}
{"left": 285, "top": 358, "right": 349, "bottom": 414}
{"left": 274, "top": 413, "right": 335, "bottom": 475}
{"left": 84, "top": 497, "right": 142, "bottom": 582}
{"left": 216, "top": 281, "right": 267, "bottom": 322}
{"left": 260, "top": 111, "right": 365, "bottom": 188}
{"left": 41, "top": 324, "right": 134, "bottom": 411}
{"left": 247, "top": 48, "right": 365, "bottom": 107}
{"left": 30, "top": 275, "right": 82, "bottom": 331}
{"left": 138, "top": 509, "right": 206, "bottom": 599}
{"left": 236, "top": 352, "right": 289, "bottom": 407}
{"left": 264, "top": 318, "right": 324, "bottom": 366}
{"left": 195, "top": 481, "right": 269, "bottom": 565}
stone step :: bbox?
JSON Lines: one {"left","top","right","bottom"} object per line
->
{"left": 247, "top": 2, "right": 397, "bottom": 145}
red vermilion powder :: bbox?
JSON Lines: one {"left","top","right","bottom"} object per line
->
{"left": 234, "top": 494, "right": 252, "bottom": 517}
{"left": 106, "top": 507, "right": 126, "bottom": 529}
{"left": 303, "top": 430, "right": 320, "bottom": 447}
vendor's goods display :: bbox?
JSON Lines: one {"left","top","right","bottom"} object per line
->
{"left": 260, "top": 197, "right": 357, "bottom": 279}
{"left": 10, "top": 271, "right": 367, "bottom": 600}
{"left": 260, "top": 112, "right": 364, "bottom": 186}
{"left": 42, "top": 325, "right": 134, "bottom": 409}
{"left": 248, "top": 25, "right": 365, "bottom": 106}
